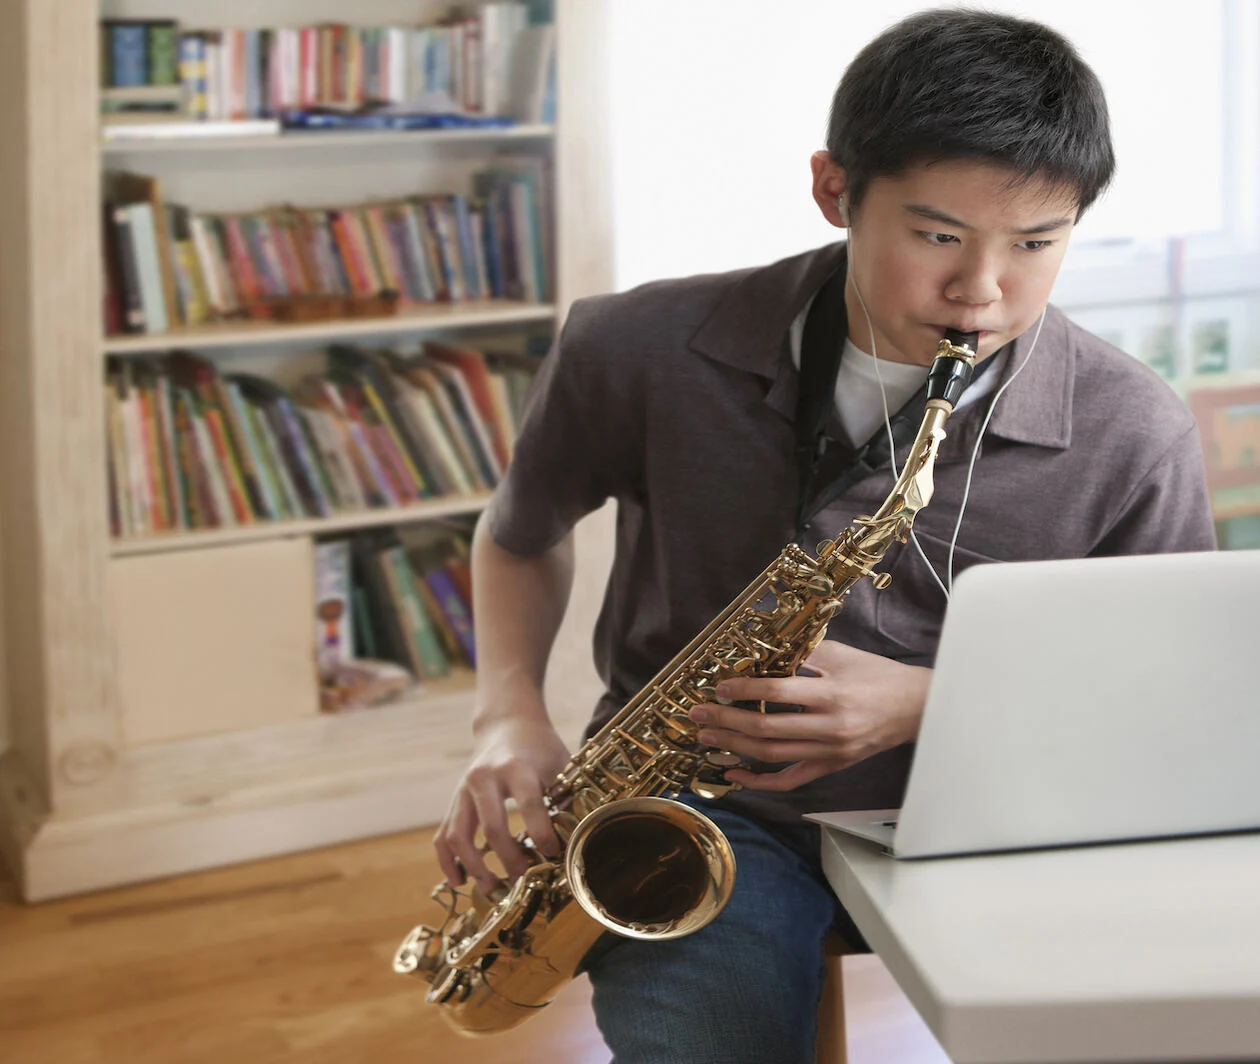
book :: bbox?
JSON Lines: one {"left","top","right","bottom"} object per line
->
{"left": 328, "top": 346, "right": 441, "bottom": 496}
{"left": 314, "top": 539, "right": 355, "bottom": 680}
{"left": 424, "top": 341, "right": 513, "bottom": 469}
{"left": 400, "top": 524, "right": 477, "bottom": 666}
{"left": 109, "top": 172, "right": 180, "bottom": 330}
{"left": 279, "top": 108, "right": 516, "bottom": 131}
{"left": 147, "top": 21, "right": 180, "bottom": 86}
{"left": 349, "top": 532, "right": 411, "bottom": 672}
{"left": 103, "top": 21, "right": 148, "bottom": 87}
{"left": 118, "top": 203, "right": 168, "bottom": 334}
{"left": 379, "top": 543, "right": 450, "bottom": 679}
{"left": 508, "top": 23, "right": 555, "bottom": 124}
{"left": 169, "top": 353, "right": 264, "bottom": 521}
{"left": 104, "top": 204, "right": 144, "bottom": 333}
{"left": 178, "top": 33, "right": 209, "bottom": 119}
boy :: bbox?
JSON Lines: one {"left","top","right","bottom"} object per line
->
{"left": 435, "top": 9, "right": 1215, "bottom": 1062}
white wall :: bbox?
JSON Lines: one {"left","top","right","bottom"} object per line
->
{"left": 607, "top": 0, "right": 1231, "bottom": 292}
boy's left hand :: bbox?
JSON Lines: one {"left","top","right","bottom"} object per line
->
{"left": 688, "top": 640, "right": 931, "bottom": 792}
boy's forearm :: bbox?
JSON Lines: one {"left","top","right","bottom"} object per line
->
{"left": 470, "top": 517, "right": 575, "bottom": 735}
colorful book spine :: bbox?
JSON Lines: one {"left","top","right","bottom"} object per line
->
{"left": 122, "top": 203, "right": 168, "bottom": 334}
{"left": 248, "top": 403, "right": 306, "bottom": 518}
{"left": 107, "top": 23, "right": 148, "bottom": 87}
{"left": 314, "top": 540, "right": 355, "bottom": 679}
{"left": 224, "top": 382, "right": 283, "bottom": 519}
{"left": 179, "top": 34, "right": 209, "bottom": 119}
{"left": 381, "top": 545, "right": 450, "bottom": 678}
{"left": 147, "top": 22, "right": 180, "bottom": 85}
{"left": 423, "top": 565, "right": 476, "bottom": 666}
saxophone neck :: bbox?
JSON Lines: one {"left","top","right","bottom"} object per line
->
{"left": 875, "top": 331, "right": 977, "bottom": 521}
{"left": 869, "top": 399, "right": 951, "bottom": 524}
{"left": 823, "top": 334, "right": 977, "bottom": 568}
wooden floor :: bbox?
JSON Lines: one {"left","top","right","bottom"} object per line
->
{"left": 0, "top": 827, "right": 950, "bottom": 1064}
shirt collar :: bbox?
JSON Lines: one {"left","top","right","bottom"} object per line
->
{"left": 688, "top": 242, "right": 848, "bottom": 379}
{"left": 937, "top": 303, "right": 1075, "bottom": 461}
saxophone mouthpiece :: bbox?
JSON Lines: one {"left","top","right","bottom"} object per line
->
{"left": 927, "top": 329, "right": 980, "bottom": 407}
{"left": 942, "top": 328, "right": 980, "bottom": 356}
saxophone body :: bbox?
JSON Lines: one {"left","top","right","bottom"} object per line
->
{"left": 394, "top": 332, "right": 980, "bottom": 1034}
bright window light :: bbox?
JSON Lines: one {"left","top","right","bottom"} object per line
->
{"left": 608, "top": 0, "right": 1229, "bottom": 291}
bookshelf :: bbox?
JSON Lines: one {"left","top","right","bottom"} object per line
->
{"left": 102, "top": 299, "right": 558, "bottom": 354}
{"left": 102, "top": 122, "right": 557, "bottom": 154}
{"left": 0, "top": 0, "right": 614, "bottom": 901}
{"left": 109, "top": 493, "right": 495, "bottom": 557}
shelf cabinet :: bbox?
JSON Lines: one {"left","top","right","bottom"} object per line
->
{"left": 0, "top": 0, "right": 613, "bottom": 901}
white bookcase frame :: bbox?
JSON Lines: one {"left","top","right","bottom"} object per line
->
{"left": 0, "top": 0, "right": 614, "bottom": 901}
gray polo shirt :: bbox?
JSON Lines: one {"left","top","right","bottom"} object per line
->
{"left": 486, "top": 242, "right": 1217, "bottom": 832}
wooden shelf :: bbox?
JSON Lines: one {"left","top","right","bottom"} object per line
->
{"left": 110, "top": 493, "right": 492, "bottom": 557}
{"left": 101, "top": 122, "right": 555, "bottom": 155}
{"left": 103, "top": 300, "right": 557, "bottom": 355}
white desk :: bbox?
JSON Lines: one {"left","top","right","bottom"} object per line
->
{"left": 820, "top": 827, "right": 1260, "bottom": 1064}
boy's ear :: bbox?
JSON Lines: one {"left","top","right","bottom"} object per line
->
{"left": 810, "top": 151, "right": 849, "bottom": 229}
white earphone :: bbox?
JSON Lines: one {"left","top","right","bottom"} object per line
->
{"left": 835, "top": 193, "right": 850, "bottom": 227}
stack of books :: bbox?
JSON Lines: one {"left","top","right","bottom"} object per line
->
{"left": 315, "top": 523, "right": 478, "bottom": 711}
{"left": 104, "top": 341, "right": 540, "bottom": 539}
{"left": 103, "top": 164, "right": 551, "bottom": 335}
{"left": 99, "top": 5, "right": 556, "bottom": 139}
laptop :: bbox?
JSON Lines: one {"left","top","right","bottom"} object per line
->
{"left": 805, "top": 549, "right": 1260, "bottom": 858}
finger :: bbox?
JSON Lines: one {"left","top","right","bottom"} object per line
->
{"left": 696, "top": 729, "right": 838, "bottom": 764}
{"left": 469, "top": 780, "right": 530, "bottom": 885}
{"left": 724, "top": 759, "right": 846, "bottom": 792}
{"left": 712, "top": 673, "right": 827, "bottom": 707}
{"left": 503, "top": 765, "right": 561, "bottom": 858}
{"left": 439, "top": 789, "right": 495, "bottom": 889}
{"left": 803, "top": 639, "right": 862, "bottom": 667}
{"left": 433, "top": 832, "right": 464, "bottom": 888}
{"left": 690, "top": 702, "right": 831, "bottom": 741}
{"left": 430, "top": 791, "right": 473, "bottom": 887}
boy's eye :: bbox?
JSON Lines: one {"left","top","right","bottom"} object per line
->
{"left": 919, "top": 231, "right": 959, "bottom": 246}
{"left": 1017, "top": 239, "right": 1054, "bottom": 251}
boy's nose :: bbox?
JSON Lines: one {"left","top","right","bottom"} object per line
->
{"left": 944, "top": 254, "right": 1001, "bottom": 306}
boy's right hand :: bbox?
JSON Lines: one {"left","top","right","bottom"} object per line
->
{"left": 434, "top": 710, "right": 571, "bottom": 894}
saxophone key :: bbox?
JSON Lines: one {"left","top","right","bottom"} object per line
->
{"left": 426, "top": 967, "right": 472, "bottom": 1005}
{"left": 690, "top": 778, "right": 740, "bottom": 799}
{"left": 393, "top": 924, "right": 444, "bottom": 976}
{"left": 705, "top": 750, "right": 742, "bottom": 768}
{"left": 614, "top": 727, "right": 656, "bottom": 754}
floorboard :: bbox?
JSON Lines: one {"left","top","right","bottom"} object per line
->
{"left": 0, "top": 827, "right": 950, "bottom": 1063}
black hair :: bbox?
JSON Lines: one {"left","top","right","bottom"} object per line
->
{"left": 827, "top": 9, "right": 1115, "bottom": 216}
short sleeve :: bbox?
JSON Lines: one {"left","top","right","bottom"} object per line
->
{"left": 1091, "top": 422, "right": 1218, "bottom": 556}
{"left": 484, "top": 297, "right": 641, "bottom": 556}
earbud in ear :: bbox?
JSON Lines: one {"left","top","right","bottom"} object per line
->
{"left": 836, "top": 195, "right": 850, "bottom": 227}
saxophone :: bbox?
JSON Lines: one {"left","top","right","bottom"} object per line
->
{"left": 394, "top": 330, "right": 980, "bottom": 1034}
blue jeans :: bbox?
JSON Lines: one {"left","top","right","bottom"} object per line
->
{"left": 580, "top": 800, "right": 859, "bottom": 1064}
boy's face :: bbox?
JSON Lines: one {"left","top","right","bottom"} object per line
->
{"left": 811, "top": 155, "right": 1078, "bottom": 364}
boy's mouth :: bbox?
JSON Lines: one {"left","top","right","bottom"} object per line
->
{"left": 930, "top": 324, "right": 994, "bottom": 343}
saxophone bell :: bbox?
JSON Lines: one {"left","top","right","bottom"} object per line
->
{"left": 566, "top": 796, "right": 736, "bottom": 940}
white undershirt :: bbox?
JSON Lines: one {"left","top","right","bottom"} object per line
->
{"left": 789, "top": 294, "right": 1006, "bottom": 448}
